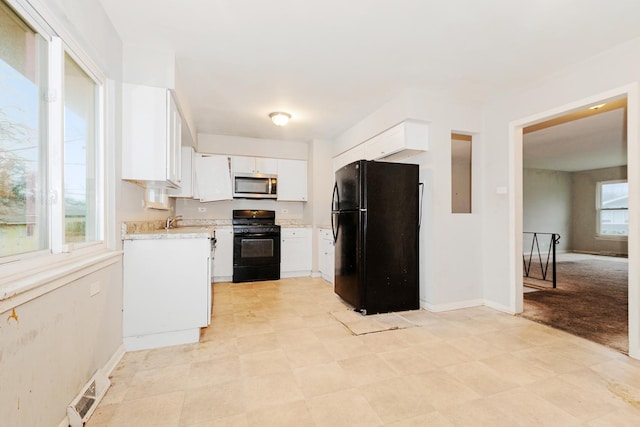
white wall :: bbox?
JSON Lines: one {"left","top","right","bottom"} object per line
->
{"left": 306, "top": 139, "right": 334, "bottom": 272}
{"left": 176, "top": 198, "right": 304, "bottom": 221}
{"left": 481, "top": 36, "right": 640, "bottom": 357}
{"left": 0, "top": 1, "right": 128, "bottom": 426}
{"left": 522, "top": 168, "right": 572, "bottom": 252}
{"left": 332, "top": 88, "right": 484, "bottom": 311}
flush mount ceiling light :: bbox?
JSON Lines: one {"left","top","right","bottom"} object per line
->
{"left": 269, "top": 112, "right": 291, "bottom": 126}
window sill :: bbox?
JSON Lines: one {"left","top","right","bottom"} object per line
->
{"left": 0, "top": 247, "right": 123, "bottom": 313}
{"left": 595, "top": 235, "right": 628, "bottom": 241}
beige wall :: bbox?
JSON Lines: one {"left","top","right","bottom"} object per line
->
{"left": 522, "top": 168, "right": 572, "bottom": 252}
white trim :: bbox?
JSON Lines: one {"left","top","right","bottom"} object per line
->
{"left": 420, "top": 298, "right": 484, "bottom": 312}
{"left": 0, "top": 249, "right": 122, "bottom": 312}
{"left": 124, "top": 328, "right": 201, "bottom": 351}
{"left": 509, "top": 83, "right": 640, "bottom": 359}
{"left": 280, "top": 271, "right": 312, "bottom": 278}
{"left": 48, "top": 36, "right": 64, "bottom": 253}
{"left": 103, "top": 344, "right": 126, "bottom": 378}
{"left": 483, "top": 299, "right": 517, "bottom": 315}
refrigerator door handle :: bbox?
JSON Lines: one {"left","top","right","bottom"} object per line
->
{"left": 331, "top": 182, "right": 339, "bottom": 211}
{"left": 331, "top": 212, "right": 338, "bottom": 243}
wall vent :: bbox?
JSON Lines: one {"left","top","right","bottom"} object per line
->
{"left": 67, "top": 370, "right": 110, "bottom": 427}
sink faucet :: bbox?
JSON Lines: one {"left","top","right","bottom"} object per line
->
{"left": 165, "top": 215, "right": 182, "bottom": 229}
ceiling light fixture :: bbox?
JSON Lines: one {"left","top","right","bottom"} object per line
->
{"left": 269, "top": 112, "right": 291, "bottom": 126}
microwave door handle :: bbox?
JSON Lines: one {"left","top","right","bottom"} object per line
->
{"left": 268, "top": 178, "right": 273, "bottom": 195}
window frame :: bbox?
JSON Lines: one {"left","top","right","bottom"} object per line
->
{"left": 596, "top": 179, "right": 628, "bottom": 239}
{"left": 1, "top": 0, "right": 107, "bottom": 262}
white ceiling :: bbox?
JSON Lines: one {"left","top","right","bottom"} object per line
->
{"left": 97, "top": 0, "right": 640, "bottom": 142}
{"left": 524, "top": 108, "right": 627, "bottom": 172}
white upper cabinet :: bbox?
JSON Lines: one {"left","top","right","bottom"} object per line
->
{"left": 194, "top": 154, "right": 233, "bottom": 202}
{"left": 333, "top": 144, "right": 365, "bottom": 172}
{"left": 333, "top": 120, "right": 429, "bottom": 172}
{"left": 122, "top": 83, "right": 182, "bottom": 187}
{"left": 277, "top": 159, "right": 308, "bottom": 201}
{"left": 169, "top": 146, "right": 195, "bottom": 198}
{"left": 231, "top": 156, "right": 278, "bottom": 175}
{"left": 363, "top": 120, "right": 428, "bottom": 162}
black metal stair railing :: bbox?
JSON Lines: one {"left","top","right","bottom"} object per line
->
{"left": 523, "top": 232, "right": 561, "bottom": 288}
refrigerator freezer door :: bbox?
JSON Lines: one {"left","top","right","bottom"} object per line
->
{"left": 333, "top": 210, "right": 361, "bottom": 310}
{"left": 333, "top": 160, "right": 361, "bottom": 211}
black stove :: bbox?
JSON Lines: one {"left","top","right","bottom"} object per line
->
{"left": 232, "top": 210, "right": 281, "bottom": 283}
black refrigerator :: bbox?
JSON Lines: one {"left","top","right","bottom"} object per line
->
{"left": 331, "top": 160, "right": 419, "bottom": 315}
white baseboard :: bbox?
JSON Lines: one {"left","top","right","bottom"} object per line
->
{"left": 420, "top": 298, "right": 484, "bottom": 312}
{"left": 103, "top": 344, "right": 126, "bottom": 377}
{"left": 280, "top": 271, "right": 312, "bottom": 279}
{"left": 124, "top": 328, "right": 200, "bottom": 351}
{"left": 483, "top": 299, "right": 517, "bottom": 315}
{"left": 311, "top": 271, "right": 321, "bottom": 278}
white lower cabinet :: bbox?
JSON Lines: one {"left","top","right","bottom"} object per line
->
{"left": 213, "top": 227, "right": 233, "bottom": 282}
{"left": 317, "top": 228, "right": 335, "bottom": 284}
{"left": 123, "top": 237, "right": 211, "bottom": 351}
{"left": 280, "top": 227, "right": 312, "bottom": 277}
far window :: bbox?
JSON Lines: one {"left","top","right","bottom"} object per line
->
{"left": 597, "top": 181, "right": 628, "bottom": 237}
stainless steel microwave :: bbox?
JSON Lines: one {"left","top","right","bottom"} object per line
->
{"left": 233, "top": 173, "right": 278, "bottom": 199}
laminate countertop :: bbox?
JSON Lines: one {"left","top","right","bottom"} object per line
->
{"left": 122, "top": 227, "right": 215, "bottom": 240}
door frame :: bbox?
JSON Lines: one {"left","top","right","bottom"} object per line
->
{"left": 508, "top": 83, "right": 640, "bottom": 359}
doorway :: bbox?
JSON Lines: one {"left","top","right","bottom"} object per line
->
{"left": 509, "top": 86, "right": 640, "bottom": 359}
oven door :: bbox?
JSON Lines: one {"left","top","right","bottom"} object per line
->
{"left": 233, "top": 232, "right": 281, "bottom": 266}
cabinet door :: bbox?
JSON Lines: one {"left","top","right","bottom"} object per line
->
{"left": 169, "top": 146, "right": 194, "bottom": 198}
{"left": 317, "top": 229, "right": 335, "bottom": 284}
{"left": 232, "top": 156, "right": 278, "bottom": 175}
{"left": 123, "top": 238, "right": 209, "bottom": 338}
{"left": 255, "top": 158, "right": 278, "bottom": 174}
{"left": 231, "top": 156, "right": 255, "bottom": 174}
{"left": 122, "top": 83, "right": 168, "bottom": 182}
{"left": 166, "top": 92, "right": 182, "bottom": 186}
{"left": 194, "top": 155, "right": 232, "bottom": 201}
{"left": 213, "top": 228, "right": 234, "bottom": 280}
{"left": 333, "top": 145, "right": 365, "bottom": 172}
{"left": 122, "top": 83, "right": 183, "bottom": 187}
{"left": 277, "top": 159, "right": 308, "bottom": 201}
{"left": 281, "top": 228, "right": 311, "bottom": 275}
{"left": 364, "top": 124, "right": 404, "bottom": 160}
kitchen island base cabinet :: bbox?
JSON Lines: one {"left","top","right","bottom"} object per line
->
{"left": 123, "top": 238, "right": 211, "bottom": 351}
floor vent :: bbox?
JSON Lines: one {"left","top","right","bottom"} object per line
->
{"left": 67, "top": 370, "right": 110, "bottom": 427}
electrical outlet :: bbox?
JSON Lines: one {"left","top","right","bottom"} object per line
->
{"left": 198, "top": 207, "right": 207, "bottom": 212}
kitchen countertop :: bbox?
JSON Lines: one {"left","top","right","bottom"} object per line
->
{"left": 122, "top": 226, "right": 215, "bottom": 240}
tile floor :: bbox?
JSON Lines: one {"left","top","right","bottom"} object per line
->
{"left": 87, "top": 277, "right": 640, "bottom": 426}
